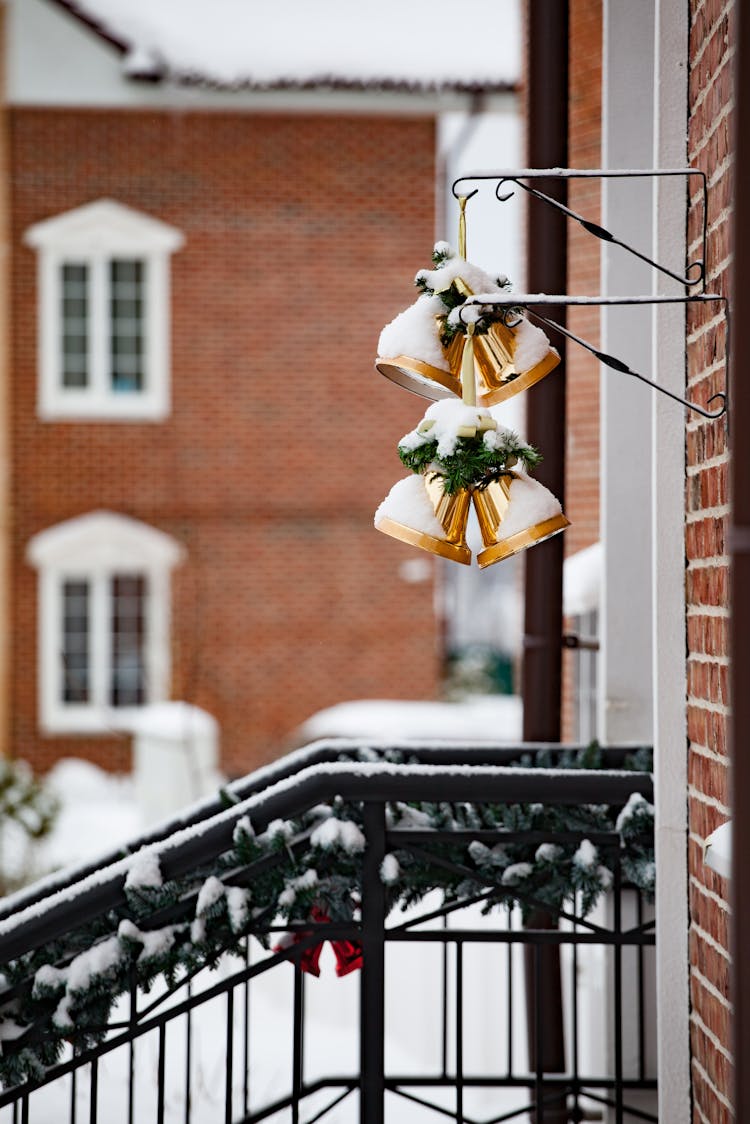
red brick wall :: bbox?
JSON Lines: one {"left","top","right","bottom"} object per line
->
{"left": 687, "top": 1, "right": 734, "bottom": 1118}
{"left": 563, "top": 0, "right": 602, "bottom": 741}
{"left": 10, "top": 108, "right": 440, "bottom": 777}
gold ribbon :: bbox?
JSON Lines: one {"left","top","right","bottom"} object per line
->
{"left": 461, "top": 322, "right": 476, "bottom": 406}
{"left": 458, "top": 195, "right": 468, "bottom": 258}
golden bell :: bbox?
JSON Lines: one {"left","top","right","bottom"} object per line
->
{"left": 444, "top": 319, "right": 561, "bottom": 407}
{"left": 377, "top": 271, "right": 559, "bottom": 405}
{"left": 374, "top": 474, "right": 471, "bottom": 565}
{"left": 374, "top": 354, "right": 461, "bottom": 401}
{"left": 472, "top": 474, "right": 570, "bottom": 569}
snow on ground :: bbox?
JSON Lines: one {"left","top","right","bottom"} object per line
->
{"left": 62, "top": 0, "right": 521, "bottom": 90}
{"left": 297, "top": 695, "right": 522, "bottom": 743}
{"left": 38, "top": 757, "right": 142, "bottom": 873}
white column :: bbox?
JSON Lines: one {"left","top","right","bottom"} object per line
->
{"left": 652, "top": 0, "right": 691, "bottom": 1119}
{"left": 599, "top": 0, "right": 655, "bottom": 745}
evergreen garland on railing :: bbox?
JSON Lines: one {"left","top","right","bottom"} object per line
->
{"left": 0, "top": 746, "right": 654, "bottom": 1089}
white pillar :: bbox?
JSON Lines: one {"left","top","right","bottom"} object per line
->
{"left": 599, "top": 0, "right": 655, "bottom": 745}
{"left": 651, "top": 0, "right": 691, "bottom": 1119}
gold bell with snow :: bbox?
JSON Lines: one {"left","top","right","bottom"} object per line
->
{"left": 375, "top": 199, "right": 560, "bottom": 407}
{"left": 375, "top": 470, "right": 569, "bottom": 570}
{"left": 374, "top": 350, "right": 569, "bottom": 569}
{"left": 376, "top": 307, "right": 560, "bottom": 408}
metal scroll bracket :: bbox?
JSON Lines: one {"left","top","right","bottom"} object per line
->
{"left": 451, "top": 168, "right": 709, "bottom": 292}
{"left": 459, "top": 293, "right": 729, "bottom": 422}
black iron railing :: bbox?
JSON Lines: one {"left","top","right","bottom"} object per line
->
{"left": 0, "top": 741, "right": 656, "bottom": 1124}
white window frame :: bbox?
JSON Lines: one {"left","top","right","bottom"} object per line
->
{"left": 24, "top": 199, "right": 184, "bottom": 421}
{"left": 27, "top": 512, "right": 185, "bottom": 734}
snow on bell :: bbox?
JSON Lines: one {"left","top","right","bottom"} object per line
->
{"left": 444, "top": 315, "right": 561, "bottom": 407}
{"left": 472, "top": 472, "right": 570, "bottom": 569}
{"left": 374, "top": 474, "right": 471, "bottom": 565}
{"left": 375, "top": 294, "right": 462, "bottom": 401}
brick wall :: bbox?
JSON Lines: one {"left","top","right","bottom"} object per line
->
{"left": 11, "top": 108, "right": 440, "bottom": 777}
{"left": 562, "top": 0, "right": 602, "bottom": 741}
{"left": 686, "top": 1, "right": 735, "bottom": 1119}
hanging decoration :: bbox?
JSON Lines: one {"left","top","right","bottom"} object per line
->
{"left": 375, "top": 398, "right": 567, "bottom": 567}
{"left": 375, "top": 209, "right": 559, "bottom": 407}
{"left": 374, "top": 197, "right": 568, "bottom": 567}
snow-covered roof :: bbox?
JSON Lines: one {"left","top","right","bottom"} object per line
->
{"left": 50, "top": 0, "right": 520, "bottom": 93}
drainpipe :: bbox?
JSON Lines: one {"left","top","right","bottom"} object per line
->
{"left": 731, "top": 4, "right": 750, "bottom": 1117}
{"left": 522, "top": 2, "right": 569, "bottom": 743}
{"left": 521, "top": 4, "right": 569, "bottom": 1121}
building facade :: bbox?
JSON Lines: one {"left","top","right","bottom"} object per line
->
{"left": 3, "top": 0, "right": 518, "bottom": 777}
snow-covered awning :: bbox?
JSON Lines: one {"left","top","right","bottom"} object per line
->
{"left": 51, "top": 0, "right": 520, "bottom": 92}
{"left": 563, "top": 541, "right": 602, "bottom": 618}
{"left": 704, "top": 820, "right": 731, "bottom": 879}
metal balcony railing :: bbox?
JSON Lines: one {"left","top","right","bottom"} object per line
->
{"left": 0, "top": 740, "right": 656, "bottom": 1124}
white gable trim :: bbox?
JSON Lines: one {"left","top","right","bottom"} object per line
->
{"left": 27, "top": 511, "right": 185, "bottom": 570}
{"left": 24, "top": 199, "right": 184, "bottom": 255}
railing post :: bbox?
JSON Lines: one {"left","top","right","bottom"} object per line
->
{"left": 360, "top": 801, "right": 386, "bottom": 1124}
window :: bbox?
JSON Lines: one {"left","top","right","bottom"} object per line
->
{"left": 27, "top": 512, "right": 185, "bottom": 734}
{"left": 25, "top": 200, "right": 184, "bottom": 420}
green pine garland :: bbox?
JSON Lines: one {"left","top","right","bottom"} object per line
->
{"left": 413, "top": 243, "right": 518, "bottom": 342}
{"left": 0, "top": 746, "right": 654, "bottom": 1089}
{"left": 398, "top": 429, "right": 542, "bottom": 495}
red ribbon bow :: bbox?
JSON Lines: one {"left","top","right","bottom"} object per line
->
{"left": 275, "top": 906, "right": 363, "bottom": 977}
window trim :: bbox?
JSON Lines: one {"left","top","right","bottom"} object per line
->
{"left": 24, "top": 199, "right": 183, "bottom": 421}
{"left": 27, "top": 512, "right": 185, "bottom": 735}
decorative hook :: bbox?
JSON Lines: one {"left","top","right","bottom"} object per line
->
{"left": 495, "top": 178, "right": 516, "bottom": 203}
{"left": 450, "top": 170, "right": 707, "bottom": 291}
{"left": 497, "top": 178, "right": 705, "bottom": 289}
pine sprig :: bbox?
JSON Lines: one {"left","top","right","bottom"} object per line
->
{"left": 398, "top": 431, "right": 542, "bottom": 495}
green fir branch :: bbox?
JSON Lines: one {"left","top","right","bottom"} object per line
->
{"left": 398, "top": 431, "right": 542, "bottom": 494}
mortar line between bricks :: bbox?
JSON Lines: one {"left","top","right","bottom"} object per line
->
{"left": 688, "top": 650, "right": 730, "bottom": 666}
{"left": 688, "top": 149, "right": 733, "bottom": 205}
{"left": 690, "top": 46, "right": 735, "bottom": 116}
{"left": 687, "top": 358, "right": 729, "bottom": 388}
{"left": 690, "top": 1059, "right": 734, "bottom": 1116}
{"left": 685, "top": 503, "right": 730, "bottom": 522}
{"left": 686, "top": 309, "right": 727, "bottom": 344}
{"left": 690, "top": 740, "right": 730, "bottom": 764}
{"left": 690, "top": 972, "right": 734, "bottom": 1024}
{"left": 705, "top": 254, "right": 732, "bottom": 284}
{"left": 687, "top": 696, "right": 731, "bottom": 723}
{"left": 707, "top": 156, "right": 735, "bottom": 192}
{"left": 686, "top": 605, "right": 730, "bottom": 619}
{"left": 690, "top": 1007, "right": 734, "bottom": 1060}
{"left": 686, "top": 451, "right": 730, "bottom": 475}
{"left": 690, "top": 920, "right": 732, "bottom": 962}
{"left": 688, "top": 872, "right": 728, "bottom": 917}
{"left": 688, "top": 99, "right": 734, "bottom": 163}
{"left": 686, "top": 555, "right": 730, "bottom": 570}
{"left": 688, "top": 784, "right": 731, "bottom": 816}
{"left": 689, "top": 874, "right": 732, "bottom": 914}
{"left": 691, "top": 1099, "right": 711, "bottom": 1124}
{"left": 691, "top": 16, "right": 732, "bottom": 75}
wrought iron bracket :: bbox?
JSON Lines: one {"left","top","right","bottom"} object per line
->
{"left": 451, "top": 167, "right": 708, "bottom": 292}
{"left": 447, "top": 169, "right": 727, "bottom": 422}
{"left": 458, "top": 294, "right": 729, "bottom": 421}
